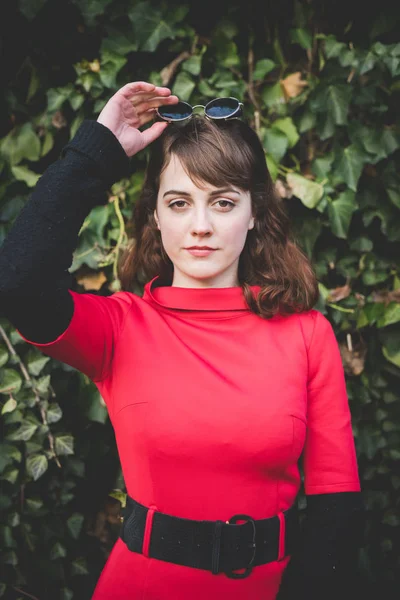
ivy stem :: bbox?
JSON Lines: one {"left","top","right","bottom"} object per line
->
{"left": 247, "top": 43, "right": 261, "bottom": 136}
{"left": 12, "top": 587, "right": 40, "bottom": 600}
{"left": 0, "top": 325, "right": 61, "bottom": 468}
{"left": 111, "top": 195, "right": 127, "bottom": 281}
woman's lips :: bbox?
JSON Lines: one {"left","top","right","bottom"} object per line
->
{"left": 185, "top": 248, "right": 216, "bottom": 257}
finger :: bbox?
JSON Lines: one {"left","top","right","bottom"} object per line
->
{"left": 153, "top": 86, "right": 174, "bottom": 95}
{"left": 118, "top": 81, "right": 156, "bottom": 98}
{"left": 130, "top": 92, "right": 173, "bottom": 107}
{"left": 130, "top": 92, "right": 157, "bottom": 106}
{"left": 132, "top": 92, "right": 178, "bottom": 108}
{"left": 136, "top": 96, "right": 179, "bottom": 114}
{"left": 139, "top": 121, "right": 169, "bottom": 148}
{"left": 121, "top": 84, "right": 173, "bottom": 101}
{"left": 138, "top": 108, "right": 158, "bottom": 126}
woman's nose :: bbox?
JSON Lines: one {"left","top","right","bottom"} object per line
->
{"left": 190, "top": 209, "right": 213, "bottom": 234}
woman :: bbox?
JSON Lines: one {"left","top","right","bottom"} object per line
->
{"left": 0, "top": 81, "right": 364, "bottom": 599}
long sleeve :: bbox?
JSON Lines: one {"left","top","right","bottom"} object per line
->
{"left": 276, "top": 491, "right": 365, "bottom": 600}
{"left": 0, "top": 120, "right": 135, "bottom": 384}
{"left": 277, "top": 310, "right": 365, "bottom": 599}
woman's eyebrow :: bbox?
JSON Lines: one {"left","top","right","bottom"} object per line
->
{"left": 163, "top": 188, "right": 240, "bottom": 198}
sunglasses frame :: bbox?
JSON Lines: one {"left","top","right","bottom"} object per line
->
{"left": 156, "top": 97, "right": 244, "bottom": 123}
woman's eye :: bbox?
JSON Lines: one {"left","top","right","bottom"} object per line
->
{"left": 168, "top": 200, "right": 235, "bottom": 210}
{"left": 169, "top": 201, "right": 187, "bottom": 209}
{"left": 216, "top": 200, "right": 235, "bottom": 210}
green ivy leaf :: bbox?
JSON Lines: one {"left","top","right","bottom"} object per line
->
{"left": 326, "top": 85, "right": 351, "bottom": 125}
{"left": 0, "top": 346, "right": 9, "bottom": 368}
{"left": 292, "top": 214, "right": 322, "bottom": 258}
{"left": 1, "top": 467, "right": 18, "bottom": 484}
{"left": 26, "top": 351, "right": 51, "bottom": 376}
{"left": 327, "top": 190, "right": 357, "bottom": 238}
{"left": 0, "top": 369, "right": 23, "bottom": 395}
{"left": 55, "top": 435, "right": 74, "bottom": 456}
{"left": 253, "top": 59, "right": 276, "bottom": 80}
{"left": 311, "top": 154, "right": 334, "bottom": 179}
{"left": 10, "top": 166, "right": 40, "bottom": 188}
{"left": 0, "top": 123, "right": 41, "bottom": 166}
{"left": 70, "top": 0, "right": 114, "bottom": 27}
{"left": 26, "top": 454, "right": 48, "bottom": 481}
{"left": 128, "top": 2, "right": 176, "bottom": 52}
{"left": 377, "top": 303, "right": 400, "bottom": 328}
{"left": 272, "top": 117, "right": 299, "bottom": 148}
{"left": 316, "top": 111, "right": 335, "bottom": 140}
{"left": 101, "top": 26, "right": 138, "bottom": 55}
{"left": 263, "top": 129, "right": 288, "bottom": 162}
{"left": 214, "top": 39, "right": 240, "bottom": 68}
{"left": 1, "top": 398, "right": 17, "bottom": 415}
{"left": 198, "top": 79, "right": 216, "bottom": 97}
{"left": 172, "top": 72, "right": 195, "bottom": 101}
{"left": 182, "top": 55, "right": 202, "bottom": 76}
{"left": 0, "top": 444, "right": 22, "bottom": 467}
{"left": 35, "top": 375, "right": 51, "bottom": 396}
{"left": 71, "top": 557, "right": 89, "bottom": 576}
{"left": 335, "top": 145, "right": 365, "bottom": 191}
{"left": 67, "top": 513, "right": 85, "bottom": 539}
{"left": 290, "top": 28, "right": 312, "bottom": 50}
{"left": 7, "top": 419, "right": 38, "bottom": 442}
{"left": 47, "top": 403, "right": 63, "bottom": 424}
{"left": 265, "top": 154, "right": 279, "bottom": 182}
{"left": 50, "top": 541, "right": 67, "bottom": 560}
{"left": 261, "top": 82, "right": 285, "bottom": 108}
{"left": 380, "top": 329, "right": 400, "bottom": 368}
{"left": 18, "top": 0, "right": 48, "bottom": 20}
{"left": 359, "top": 50, "right": 376, "bottom": 75}
{"left": 109, "top": 489, "right": 127, "bottom": 508}
{"left": 47, "top": 85, "right": 74, "bottom": 112}
{"left": 286, "top": 173, "right": 324, "bottom": 209}
{"left": 99, "top": 51, "right": 127, "bottom": 89}
{"left": 25, "top": 497, "right": 43, "bottom": 512}
{"left": 298, "top": 109, "right": 316, "bottom": 133}
{"left": 85, "top": 390, "right": 107, "bottom": 424}
{"left": 41, "top": 131, "right": 54, "bottom": 158}
{"left": 324, "top": 35, "right": 347, "bottom": 59}
{"left": 69, "top": 93, "right": 85, "bottom": 111}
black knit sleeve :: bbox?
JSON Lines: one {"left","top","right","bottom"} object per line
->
{"left": 0, "top": 120, "right": 131, "bottom": 343}
{"left": 276, "top": 491, "right": 366, "bottom": 600}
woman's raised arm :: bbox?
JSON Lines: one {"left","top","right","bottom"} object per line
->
{"left": 0, "top": 82, "right": 178, "bottom": 381}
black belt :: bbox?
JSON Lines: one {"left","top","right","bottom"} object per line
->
{"left": 119, "top": 496, "right": 299, "bottom": 579}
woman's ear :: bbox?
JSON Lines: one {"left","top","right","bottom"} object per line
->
{"left": 153, "top": 209, "right": 160, "bottom": 229}
{"left": 249, "top": 216, "right": 255, "bottom": 230}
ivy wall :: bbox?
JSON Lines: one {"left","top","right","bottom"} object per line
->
{"left": 0, "top": 1, "right": 399, "bottom": 598}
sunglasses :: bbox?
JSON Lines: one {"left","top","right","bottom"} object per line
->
{"left": 156, "top": 97, "right": 243, "bottom": 123}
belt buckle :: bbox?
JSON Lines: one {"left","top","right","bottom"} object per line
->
{"left": 224, "top": 513, "right": 257, "bottom": 579}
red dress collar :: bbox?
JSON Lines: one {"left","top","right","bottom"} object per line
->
{"left": 142, "top": 275, "right": 261, "bottom": 312}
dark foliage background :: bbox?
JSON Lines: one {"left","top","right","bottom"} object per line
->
{"left": 0, "top": 1, "right": 399, "bottom": 598}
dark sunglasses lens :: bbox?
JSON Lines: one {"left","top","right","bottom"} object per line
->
{"left": 205, "top": 98, "right": 239, "bottom": 118}
{"left": 158, "top": 102, "right": 192, "bottom": 120}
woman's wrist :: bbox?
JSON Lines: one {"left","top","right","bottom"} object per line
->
{"left": 61, "top": 120, "right": 131, "bottom": 187}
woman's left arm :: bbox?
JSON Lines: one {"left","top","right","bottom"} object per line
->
{"left": 277, "top": 310, "right": 366, "bottom": 600}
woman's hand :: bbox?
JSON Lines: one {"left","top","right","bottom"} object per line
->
{"left": 97, "top": 81, "right": 179, "bottom": 157}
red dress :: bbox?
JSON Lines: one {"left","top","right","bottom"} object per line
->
{"left": 17, "top": 276, "right": 361, "bottom": 599}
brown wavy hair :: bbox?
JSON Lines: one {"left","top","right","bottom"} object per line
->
{"left": 118, "top": 116, "right": 319, "bottom": 319}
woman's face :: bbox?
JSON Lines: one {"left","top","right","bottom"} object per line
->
{"left": 154, "top": 154, "right": 255, "bottom": 288}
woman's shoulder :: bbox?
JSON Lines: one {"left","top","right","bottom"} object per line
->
{"left": 295, "top": 308, "right": 335, "bottom": 351}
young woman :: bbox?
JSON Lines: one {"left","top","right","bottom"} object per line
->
{"left": 0, "top": 81, "right": 364, "bottom": 600}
